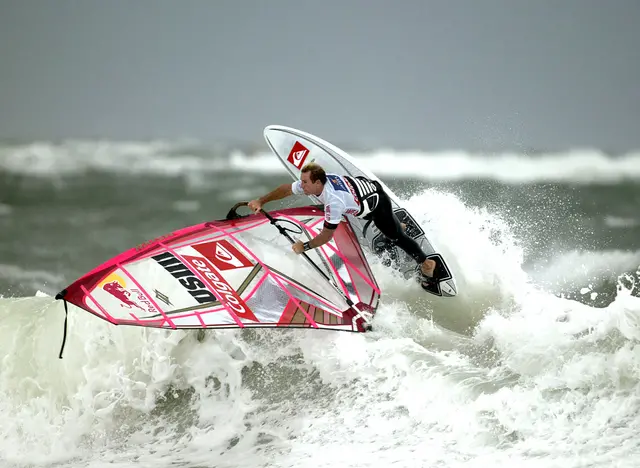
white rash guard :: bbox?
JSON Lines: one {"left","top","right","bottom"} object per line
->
{"left": 291, "top": 174, "right": 379, "bottom": 229}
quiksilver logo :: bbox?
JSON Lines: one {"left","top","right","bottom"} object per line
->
{"left": 193, "top": 240, "right": 253, "bottom": 271}
{"left": 287, "top": 141, "right": 309, "bottom": 168}
{"left": 215, "top": 242, "right": 243, "bottom": 268}
{"left": 292, "top": 150, "right": 306, "bottom": 164}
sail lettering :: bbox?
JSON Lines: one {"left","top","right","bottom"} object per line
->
{"left": 152, "top": 252, "right": 216, "bottom": 304}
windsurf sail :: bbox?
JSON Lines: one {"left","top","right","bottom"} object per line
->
{"left": 55, "top": 205, "right": 381, "bottom": 358}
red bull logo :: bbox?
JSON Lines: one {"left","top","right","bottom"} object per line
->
{"left": 102, "top": 279, "right": 144, "bottom": 310}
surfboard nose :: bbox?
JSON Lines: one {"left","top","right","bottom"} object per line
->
{"left": 264, "top": 124, "right": 294, "bottom": 140}
{"left": 440, "top": 279, "right": 458, "bottom": 297}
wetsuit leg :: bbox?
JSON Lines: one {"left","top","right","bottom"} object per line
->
{"left": 369, "top": 185, "right": 427, "bottom": 264}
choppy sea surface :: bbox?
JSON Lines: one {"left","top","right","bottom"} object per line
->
{"left": 1, "top": 140, "right": 639, "bottom": 467}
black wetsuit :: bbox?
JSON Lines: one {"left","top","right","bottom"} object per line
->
{"left": 344, "top": 176, "right": 427, "bottom": 265}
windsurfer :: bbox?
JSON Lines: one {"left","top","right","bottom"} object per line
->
{"left": 248, "top": 162, "right": 437, "bottom": 288}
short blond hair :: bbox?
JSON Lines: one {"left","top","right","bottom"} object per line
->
{"left": 301, "top": 162, "right": 327, "bottom": 184}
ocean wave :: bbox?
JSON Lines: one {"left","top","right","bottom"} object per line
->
{"left": 2, "top": 185, "right": 640, "bottom": 467}
{"left": 1, "top": 140, "right": 639, "bottom": 184}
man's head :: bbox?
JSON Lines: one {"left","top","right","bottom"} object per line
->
{"left": 300, "top": 162, "right": 326, "bottom": 196}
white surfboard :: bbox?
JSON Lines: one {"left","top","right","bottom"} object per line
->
{"left": 263, "top": 125, "right": 458, "bottom": 297}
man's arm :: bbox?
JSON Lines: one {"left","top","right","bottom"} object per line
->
{"left": 259, "top": 183, "right": 293, "bottom": 205}
{"left": 248, "top": 183, "right": 293, "bottom": 212}
{"left": 293, "top": 223, "right": 338, "bottom": 254}
{"left": 302, "top": 201, "right": 342, "bottom": 250}
{"left": 307, "top": 225, "right": 336, "bottom": 249}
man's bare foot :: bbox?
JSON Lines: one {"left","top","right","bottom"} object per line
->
{"left": 420, "top": 259, "right": 436, "bottom": 277}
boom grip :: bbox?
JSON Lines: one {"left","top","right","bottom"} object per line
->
{"left": 226, "top": 201, "right": 250, "bottom": 220}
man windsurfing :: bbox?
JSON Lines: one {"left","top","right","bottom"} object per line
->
{"left": 247, "top": 162, "right": 437, "bottom": 290}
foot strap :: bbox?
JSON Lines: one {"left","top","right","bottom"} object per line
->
{"left": 415, "top": 265, "right": 436, "bottom": 285}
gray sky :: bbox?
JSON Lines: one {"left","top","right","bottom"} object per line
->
{"left": 1, "top": 0, "right": 639, "bottom": 151}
